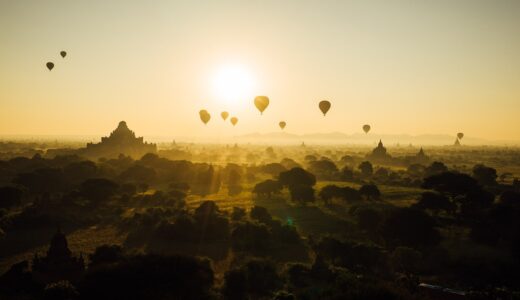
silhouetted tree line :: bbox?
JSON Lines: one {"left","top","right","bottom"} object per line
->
{"left": 2, "top": 150, "right": 520, "bottom": 299}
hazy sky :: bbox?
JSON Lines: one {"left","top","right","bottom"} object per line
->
{"left": 1, "top": 0, "right": 519, "bottom": 141}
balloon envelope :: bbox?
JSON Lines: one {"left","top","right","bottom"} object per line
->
{"left": 279, "top": 121, "right": 286, "bottom": 130}
{"left": 46, "top": 62, "right": 54, "bottom": 71}
{"left": 199, "top": 110, "right": 210, "bottom": 125}
{"left": 319, "top": 100, "right": 331, "bottom": 116}
{"left": 221, "top": 111, "right": 229, "bottom": 120}
{"left": 230, "top": 117, "right": 238, "bottom": 126}
{"left": 254, "top": 96, "right": 269, "bottom": 114}
{"left": 60, "top": 51, "right": 67, "bottom": 58}
{"left": 457, "top": 132, "right": 464, "bottom": 139}
{"left": 363, "top": 124, "right": 371, "bottom": 134}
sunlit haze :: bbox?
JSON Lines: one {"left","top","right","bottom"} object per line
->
{"left": 1, "top": 0, "right": 520, "bottom": 142}
{"left": 211, "top": 63, "right": 256, "bottom": 109}
{"left": 2, "top": 2, "right": 520, "bottom": 297}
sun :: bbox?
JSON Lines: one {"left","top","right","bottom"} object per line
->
{"left": 211, "top": 64, "right": 255, "bottom": 107}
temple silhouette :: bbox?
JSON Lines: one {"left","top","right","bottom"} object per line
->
{"left": 32, "top": 229, "right": 85, "bottom": 284}
{"left": 414, "top": 147, "right": 430, "bottom": 164}
{"left": 404, "top": 147, "right": 431, "bottom": 165}
{"left": 366, "top": 140, "right": 392, "bottom": 162}
{"left": 80, "top": 121, "right": 156, "bottom": 159}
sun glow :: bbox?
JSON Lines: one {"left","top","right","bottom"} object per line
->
{"left": 211, "top": 64, "right": 255, "bottom": 107}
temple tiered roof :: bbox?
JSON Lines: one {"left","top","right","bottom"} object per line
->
{"left": 81, "top": 121, "right": 157, "bottom": 159}
{"left": 366, "top": 139, "right": 392, "bottom": 162}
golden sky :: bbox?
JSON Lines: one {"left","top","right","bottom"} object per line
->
{"left": 1, "top": 0, "right": 519, "bottom": 141}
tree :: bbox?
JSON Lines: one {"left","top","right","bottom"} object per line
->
{"left": 314, "top": 237, "right": 385, "bottom": 273}
{"left": 424, "top": 161, "right": 448, "bottom": 177}
{"left": 80, "top": 178, "right": 119, "bottom": 205}
{"left": 265, "top": 146, "right": 276, "bottom": 158}
{"left": 359, "top": 184, "right": 381, "bottom": 200}
{"left": 156, "top": 201, "right": 229, "bottom": 244}
{"left": 88, "top": 245, "right": 123, "bottom": 267}
{"left": 318, "top": 185, "right": 361, "bottom": 204}
{"left": 340, "top": 166, "right": 354, "bottom": 181}
{"left": 407, "top": 164, "right": 425, "bottom": 178}
{"left": 253, "top": 180, "right": 283, "bottom": 198}
{"left": 250, "top": 206, "right": 273, "bottom": 225}
{"left": 14, "top": 168, "right": 69, "bottom": 194}
{"left": 278, "top": 167, "right": 316, "bottom": 189}
{"left": 413, "top": 192, "right": 455, "bottom": 215}
{"left": 270, "top": 221, "right": 302, "bottom": 245}
{"left": 390, "top": 247, "right": 422, "bottom": 274}
{"left": 80, "top": 254, "right": 214, "bottom": 300}
{"left": 500, "top": 190, "right": 520, "bottom": 207}
{"left": 231, "top": 221, "right": 271, "bottom": 252}
{"left": 459, "top": 188, "right": 495, "bottom": 217}
{"left": 222, "top": 259, "right": 282, "bottom": 299}
{"left": 64, "top": 161, "right": 97, "bottom": 183}
{"left": 289, "top": 185, "right": 315, "bottom": 206}
{"left": 353, "top": 206, "right": 382, "bottom": 234}
{"left": 340, "top": 155, "right": 354, "bottom": 165}
{"left": 120, "top": 165, "right": 156, "bottom": 184}
{"left": 231, "top": 207, "right": 246, "bottom": 221}
{"left": 373, "top": 167, "right": 389, "bottom": 182}
{"left": 358, "top": 161, "right": 373, "bottom": 178}
{"left": 285, "top": 263, "right": 311, "bottom": 288}
{"left": 280, "top": 158, "right": 300, "bottom": 170}
{"left": 318, "top": 185, "right": 343, "bottom": 204}
{"left": 308, "top": 160, "right": 338, "bottom": 180}
{"left": 342, "top": 186, "right": 362, "bottom": 202}
{"left": 422, "top": 171, "right": 479, "bottom": 197}
{"left": 119, "top": 183, "right": 137, "bottom": 196}
{"left": 0, "top": 186, "right": 23, "bottom": 209}
{"left": 261, "top": 163, "right": 286, "bottom": 177}
{"left": 243, "top": 259, "right": 282, "bottom": 297}
{"left": 381, "top": 208, "right": 441, "bottom": 247}
{"left": 304, "top": 155, "right": 317, "bottom": 162}
{"left": 472, "top": 164, "right": 498, "bottom": 186}
{"left": 194, "top": 200, "right": 220, "bottom": 219}
{"left": 222, "top": 269, "right": 247, "bottom": 300}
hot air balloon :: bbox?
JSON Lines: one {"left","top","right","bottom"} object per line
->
{"left": 221, "top": 111, "right": 229, "bottom": 121}
{"left": 230, "top": 117, "right": 238, "bottom": 126}
{"left": 199, "top": 110, "right": 211, "bottom": 125}
{"left": 457, "top": 132, "right": 464, "bottom": 139}
{"left": 363, "top": 124, "right": 371, "bottom": 134}
{"left": 279, "top": 121, "right": 286, "bottom": 130}
{"left": 46, "top": 62, "right": 54, "bottom": 71}
{"left": 60, "top": 51, "right": 67, "bottom": 58}
{"left": 254, "top": 96, "right": 269, "bottom": 115}
{"left": 319, "top": 100, "right": 331, "bottom": 116}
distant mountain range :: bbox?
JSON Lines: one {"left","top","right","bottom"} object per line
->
{"left": 234, "top": 132, "right": 515, "bottom": 146}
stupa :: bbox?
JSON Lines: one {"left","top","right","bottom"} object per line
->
{"left": 32, "top": 229, "right": 85, "bottom": 284}
{"left": 366, "top": 140, "right": 392, "bottom": 162}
